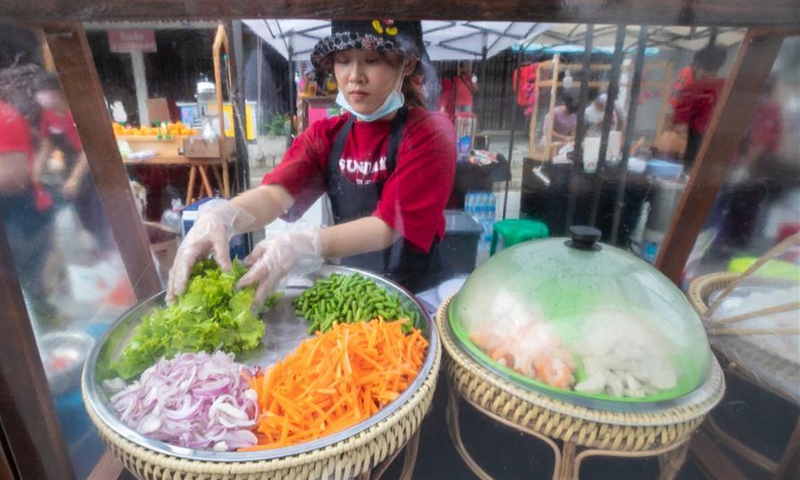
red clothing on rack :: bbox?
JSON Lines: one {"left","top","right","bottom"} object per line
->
{"left": 513, "top": 63, "right": 538, "bottom": 107}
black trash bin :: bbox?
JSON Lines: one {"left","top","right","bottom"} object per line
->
{"left": 440, "top": 210, "right": 483, "bottom": 274}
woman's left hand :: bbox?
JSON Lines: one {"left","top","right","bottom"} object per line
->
{"left": 236, "top": 229, "right": 323, "bottom": 307}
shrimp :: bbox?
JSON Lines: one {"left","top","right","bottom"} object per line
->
{"left": 535, "top": 355, "right": 575, "bottom": 390}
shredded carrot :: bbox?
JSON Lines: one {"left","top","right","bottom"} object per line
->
{"left": 239, "top": 319, "right": 428, "bottom": 451}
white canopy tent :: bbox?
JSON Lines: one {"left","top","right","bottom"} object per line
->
{"left": 527, "top": 24, "right": 745, "bottom": 52}
{"left": 242, "top": 20, "right": 552, "bottom": 62}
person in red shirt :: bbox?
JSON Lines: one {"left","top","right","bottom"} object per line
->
{"left": 34, "top": 73, "right": 113, "bottom": 253}
{"left": 168, "top": 20, "right": 456, "bottom": 304}
{"left": 0, "top": 99, "right": 57, "bottom": 319}
{"left": 670, "top": 45, "right": 728, "bottom": 173}
{"left": 715, "top": 80, "right": 784, "bottom": 249}
{"left": 453, "top": 60, "right": 478, "bottom": 113}
{"left": 437, "top": 77, "right": 455, "bottom": 119}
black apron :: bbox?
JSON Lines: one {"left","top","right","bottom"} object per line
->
{"left": 326, "top": 107, "right": 451, "bottom": 293}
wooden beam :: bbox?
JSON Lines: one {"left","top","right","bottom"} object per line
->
{"left": 775, "top": 418, "right": 800, "bottom": 480}
{"left": 41, "top": 22, "right": 162, "bottom": 301}
{"left": 0, "top": 434, "right": 16, "bottom": 480}
{"left": 655, "top": 29, "right": 787, "bottom": 284}
{"left": 0, "top": 220, "right": 75, "bottom": 480}
{"left": 3, "top": 0, "right": 800, "bottom": 27}
{"left": 689, "top": 428, "right": 749, "bottom": 480}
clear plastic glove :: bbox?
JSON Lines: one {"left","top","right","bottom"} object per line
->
{"left": 166, "top": 199, "right": 254, "bottom": 303}
{"left": 236, "top": 228, "right": 323, "bottom": 307}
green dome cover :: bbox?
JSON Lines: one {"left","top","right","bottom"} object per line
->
{"left": 448, "top": 227, "right": 711, "bottom": 409}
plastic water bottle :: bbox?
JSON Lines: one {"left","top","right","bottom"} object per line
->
{"left": 464, "top": 192, "right": 475, "bottom": 218}
{"left": 487, "top": 193, "right": 496, "bottom": 222}
{"left": 161, "top": 198, "right": 184, "bottom": 235}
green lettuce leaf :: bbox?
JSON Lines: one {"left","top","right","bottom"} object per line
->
{"left": 112, "top": 259, "right": 266, "bottom": 380}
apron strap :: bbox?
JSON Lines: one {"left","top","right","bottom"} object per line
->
{"left": 330, "top": 114, "right": 356, "bottom": 168}
{"left": 385, "top": 106, "right": 408, "bottom": 173}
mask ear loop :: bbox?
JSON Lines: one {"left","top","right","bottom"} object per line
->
{"left": 392, "top": 59, "right": 409, "bottom": 93}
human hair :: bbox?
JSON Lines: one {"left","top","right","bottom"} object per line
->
{"left": 0, "top": 25, "right": 42, "bottom": 71}
{"left": 382, "top": 52, "right": 426, "bottom": 108}
{"left": 562, "top": 94, "right": 579, "bottom": 114}
{"left": 35, "top": 72, "right": 62, "bottom": 93}
{"left": 693, "top": 45, "right": 727, "bottom": 73}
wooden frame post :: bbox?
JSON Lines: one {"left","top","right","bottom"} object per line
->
{"left": 0, "top": 219, "right": 75, "bottom": 480}
{"left": 655, "top": 29, "right": 789, "bottom": 284}
{"left": 41, "top": 22, "right": 162, "bottom": 301}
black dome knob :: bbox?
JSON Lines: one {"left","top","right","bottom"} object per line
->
{"left": 567, "top": 226, "right": 602, "bottom": 251}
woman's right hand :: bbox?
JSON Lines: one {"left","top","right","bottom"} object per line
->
{"left": 166, "top": 199, "right": 254, "bottom": 303}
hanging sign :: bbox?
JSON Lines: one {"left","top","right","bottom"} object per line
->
{"left": 108, "top": 30, "right": 157, "bottom": 53}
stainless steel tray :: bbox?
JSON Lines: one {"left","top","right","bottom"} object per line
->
{"left": 82, "top": 265, "right": 436, "bottom": 462}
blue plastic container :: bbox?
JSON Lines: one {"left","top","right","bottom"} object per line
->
{"left": 181, "top": 198, "right": 247, "bottom": 260}
{"left": 647, "top": 159, "right": 684, "bottom": 178}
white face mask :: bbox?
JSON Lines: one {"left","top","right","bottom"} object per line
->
{"left": 335, "top": 66, "right": 406, "bottom": 122}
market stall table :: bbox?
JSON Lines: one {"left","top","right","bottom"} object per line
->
{"left": 123, "top": 155, "right": 229, "bottom": 206}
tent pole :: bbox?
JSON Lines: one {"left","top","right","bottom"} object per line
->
{"left": 589, "top": 25, "right": 626, "bottom": 227}
{"left": 566, "top": 24, "right": 594, "bottom": 230}
{"left": 479, "top": 31, "right": 488, "bottom": 129}
{"left": 287, "top": 42, "right": 297, "bottom": 136}
{"left": 502, "top": 45, "right": 525, "bottom": 220}
{"left": 611, "top": 26, "right": 649, "bottom": 245}
{"left": 571, "top": 24, "right": 594, "bottom": 168}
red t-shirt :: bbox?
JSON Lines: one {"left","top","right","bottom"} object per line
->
{"left": 261, "top": 108, "right": 456, "bottom": 252}
{"left": 748, "top": 100, "right": 782, "bottom": 155}
{"left": 672, "top": 77, "right": 725, "bottom": 135}
{"left": 39, "top": 108, "right": 82, "bottom": 153}
{"left": 0, "top": 101, "right": 52, "bottom": 212}
{"left": 454, "top": 74, "right": 475, "bottom": 109}
{"left": 0, "top": 102, "right": 34, "bottom": 158}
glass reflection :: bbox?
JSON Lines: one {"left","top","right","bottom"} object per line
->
{"left": 0, "top": 18, "right": 796, "bottom": 480}
{"left": 0, "top": 24, "right": 136, "bottom": 480}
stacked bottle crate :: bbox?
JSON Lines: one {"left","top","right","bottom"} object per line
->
{"left": 464, "top": 191, "right": 496, "bottom": 265}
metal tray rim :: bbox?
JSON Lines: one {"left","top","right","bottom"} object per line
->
{"left": 82, "top": 265, "right": 438, "bottom": 462}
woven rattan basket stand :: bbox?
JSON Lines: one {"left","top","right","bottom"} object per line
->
{"left": 84, "top": 337, "right": 441, "bottom": 480}
{"left": 437, "top": 295, "right": 725, "bottom": 480}
{"left": 688, "top": 269, "right": 800, "bottom": 478}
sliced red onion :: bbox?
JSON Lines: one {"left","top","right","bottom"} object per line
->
{"left": 105, "top": 351, "right": 258, "bottom": 451}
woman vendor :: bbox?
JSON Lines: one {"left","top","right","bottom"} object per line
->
{"left": 167, "top": 20, "right": 456, "bottom": 305}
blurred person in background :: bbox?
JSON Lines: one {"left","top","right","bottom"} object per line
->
{"left": 453, "top": 60, "right": 477, "bottom": 113}
{"left": 715, "top": 78, "right": 787, "bottom": 251}
{"left": 33, "top": 73, "right": 113, "bottom": 256}
{"left": 540, "top": 94, "right": 579, "bottom": 145}
{"left": 584, "top": 89, "right": 622, "bottom": 137}
{"left": 0, "top": 25, "right": 58, "bottom": 324}
{"left": 670, "top": 45, "right": 728, "bottom": 173}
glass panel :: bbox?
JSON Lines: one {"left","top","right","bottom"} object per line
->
{"left": 0, "top": 24, "right": 137, "bottom": 479}
{"left": 1, "top": 16, "right": 796, "bottom": 480}
{"left": 689, "top": 36, "right": 800, "bottom": 279}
